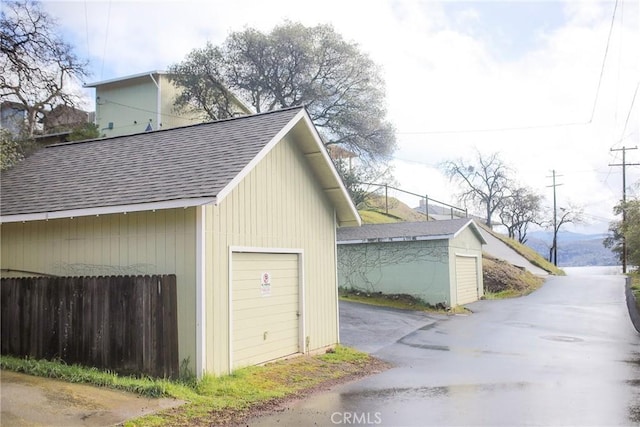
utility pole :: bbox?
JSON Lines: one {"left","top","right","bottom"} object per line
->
{"left": 609, "top": 146, "right": 639, "bottom": 273}
{"left": 547, "top": 170, "right": 563, "bottom": 266}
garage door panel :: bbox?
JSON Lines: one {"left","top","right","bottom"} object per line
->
{"left": 232, "top": 286, "right": 298, "bottom": 301}
{"left": 233, "top": 254, "right": 297, "bottom": 267}
{"left": 456, "top": 256, "right": 479, "bottom": 305}
{"left": 233, "top": 327, "right": 299, "bottom": 352}
{"left": 234, "top": 343, "right": 299, "bottom": 367}
{"left": 233, "top": 308, "right": 298, "bottom": 324}
{"left": 233, "top": 268, "right": 298, "bottom": 282}
{"left": 234, "top": 291, "right": 298, "bottom": 311}
{"left": 232, "top": 251, "right": 300, "bottom": 369}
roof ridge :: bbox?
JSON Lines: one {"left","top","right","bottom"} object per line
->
{"left": 44, "top": 106, "right": 306, "bottom": 150}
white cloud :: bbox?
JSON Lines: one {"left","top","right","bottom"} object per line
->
{"left": 40, "top": 0, "right": 639, "bottom": 233}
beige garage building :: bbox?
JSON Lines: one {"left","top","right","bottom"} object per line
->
{"left": 0, "top": 107, "right": 360, "bottom": 377}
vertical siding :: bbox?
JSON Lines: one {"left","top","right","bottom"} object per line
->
{"left": 95, "top": 74, "right": 228, "bottom": 137}
{"left": 0, "top": 209, "right": 197, "bottom": 368}
{"left": 205, "top": 134, "right": 337, "bottom": 375}
{"left": 337, "top": 240, "right": 451, "bottom": 306}
{"left": 158, "top": 75, "right": 203, "bottom": 130}
{"left": 95, "top": 78, "right": 158, "bottom": 137}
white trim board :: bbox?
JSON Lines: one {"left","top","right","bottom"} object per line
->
{"left": 0, "top": 197, "right": 216, "bottom": 223}
{"left": 195, "top": 206, "right": 206, "bottom": 379}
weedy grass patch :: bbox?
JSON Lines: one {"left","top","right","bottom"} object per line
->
{"left": 0, "top": 355, "right": 170, "bottom": 397}
{"left": 630, "top": 271, "right": 640, "bottom": 312}
{"left": 339, "top": 288, "right": 468, "bottom": 314}
{"left": 1, "top": 345, "right": 385, "bottom": 426}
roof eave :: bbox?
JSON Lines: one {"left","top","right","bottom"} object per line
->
{"left": 84, "top": 70, "right": 166, "bottom": 88}
{"left": 452, "top": 219, "right": 488, "bottom": 244}
{"left": 297, "top": 112, "right": 361, "bottom": 227}
{"left": 215, "top": 108, "right": 361, "bottom": 227}
{"left": 337, "top": 234, "right": 453, "bottom": 244}
{"left": 0, "top": 197, "right": 216, "bottom": 223}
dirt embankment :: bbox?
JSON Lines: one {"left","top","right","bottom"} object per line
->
{"left": 483, "top": 254, "right": 545, "bottom": 296}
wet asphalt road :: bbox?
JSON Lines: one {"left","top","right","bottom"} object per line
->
{"left": 249, "top": 273, "right": 640, "bottom": 426}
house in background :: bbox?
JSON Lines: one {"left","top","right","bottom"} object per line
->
{"left": 84, "top": 71, "right": 251, "bottom": 138}
{"left": 0, "top": 101, "right": 27, "bottom": 135}
{"left": 1, "top": 106, "right": 360, "bottom": 377}
{"left": 1, "top": 101, "right": 93, "bottom": 145}
{"left": 42, "top": 104, "right": 94, "bottom": 134}
{"left": 337, "top": 219, "right": 486, "bottom": 307}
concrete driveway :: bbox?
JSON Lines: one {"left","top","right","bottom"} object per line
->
{"left": 249, "top": 273, "right": 640, "bottom": 426}
{"left": 0, "top": 370, "right": 182, "bottom": 426}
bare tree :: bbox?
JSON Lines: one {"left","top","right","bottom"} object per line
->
{"left": 442, "top": 151, "right": 512, "bottom": 227}
{"left": 540, "top": 204, "right": 583, "bottom": 265}
{"left": 499, "top": 186, "right": 543, "bottom": 243}
{"left": 1, "top": 0, "right": 89, "bottom": 137}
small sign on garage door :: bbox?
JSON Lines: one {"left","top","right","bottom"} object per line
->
{"left": 261, "top": 272, "right": 271, "bottom": 296}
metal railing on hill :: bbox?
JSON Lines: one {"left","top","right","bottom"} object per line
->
{"left": 358, "top": 182, "right": 467, "bottom": 220}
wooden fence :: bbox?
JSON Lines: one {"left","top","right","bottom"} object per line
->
{"left": 1, "top": 275, "right": 179, "bottom": 379}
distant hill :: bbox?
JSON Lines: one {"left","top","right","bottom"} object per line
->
{"left": 525, "top": 231, "right": 618, "bottom": 267}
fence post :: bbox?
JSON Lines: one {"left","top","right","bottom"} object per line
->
{"left": 425, "top": 195, "right": 429, "bottom": 221}
{"left": 385, "top": 184, "right": 388, "bottom": 214}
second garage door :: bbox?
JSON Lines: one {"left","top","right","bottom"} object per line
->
{"left": 455, "top": 255, "right": 479, "bottom": 305}
{"left": 231, "top": 251, "right": 300, "bottom": 369}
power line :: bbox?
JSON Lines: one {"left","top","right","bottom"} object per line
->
{"left": 100, "top": 99, "right": 204, "bottom": 122}
{"left": 589, "top": 0, "right": 619, "bottom": 123}
{"left": 396, "top": 121, "right": 588, "bottom": 135}
{"left": 100, "top": 0, "right": 112, "bottom": 80}
{"left": 619, "top": 80, "right": 640, "bottom": 145}
{"left": 83, "top": 0, "right": 90, "bottom": 63}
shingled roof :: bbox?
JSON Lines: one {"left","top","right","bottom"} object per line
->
{"left": 337, "top": 218, "right": 486, "bottom": 244}
{"left": 1, "top": 107, "right": 360, "bottom": 226}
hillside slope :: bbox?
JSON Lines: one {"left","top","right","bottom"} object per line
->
{"left": 359, "top": 198, "right": 561, "bottom": 276}
{"left": 359, "top": 195, "right": 426, "bottom": 223}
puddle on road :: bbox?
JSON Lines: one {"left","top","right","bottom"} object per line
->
{"left": 506, "top": 321, "right": 534, "bottom": 328}
{"left": 339, "top": 382, "right": 531, "bottom": 403}
{"left": 540, "top": 335, "right": 584, "bottom": 343}
{"left": 397, "top": 337, "right": 450, "bottom": 351}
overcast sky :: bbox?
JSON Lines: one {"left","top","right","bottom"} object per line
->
{"left": 42, "top": 0, "right": 639, "bottom": 234}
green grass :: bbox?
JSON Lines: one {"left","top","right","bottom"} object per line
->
{"left": 0, "top": 355, "right": 169, "bottom": 397}
{"left": 1, "top": 346, "right": 381, "bottom": 426}
{"left": 630, "top": 272, "right": 640, "bottom": 312}
{"left": 358, "top": 210, "right": 400, "bottom": 224}
{"left": 339, "top": 288, "right": 468, "bottom": 314}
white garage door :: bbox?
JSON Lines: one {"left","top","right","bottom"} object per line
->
{"left": 455, "top": 255, "right": 479, "bottom": 305}
{"left": 231, "top": 252, "right": 300, "bottom": 369}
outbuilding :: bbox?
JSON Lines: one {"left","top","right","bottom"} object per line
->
{"left": 337, "top": 219, "right": 486, "bottom": 307}
{"left": 0, "top": 107, "right": 360, "bottom": 377}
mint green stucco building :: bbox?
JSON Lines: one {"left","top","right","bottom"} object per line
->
{"left": 337, "top": 219, "right": 486, "bottom": 307}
